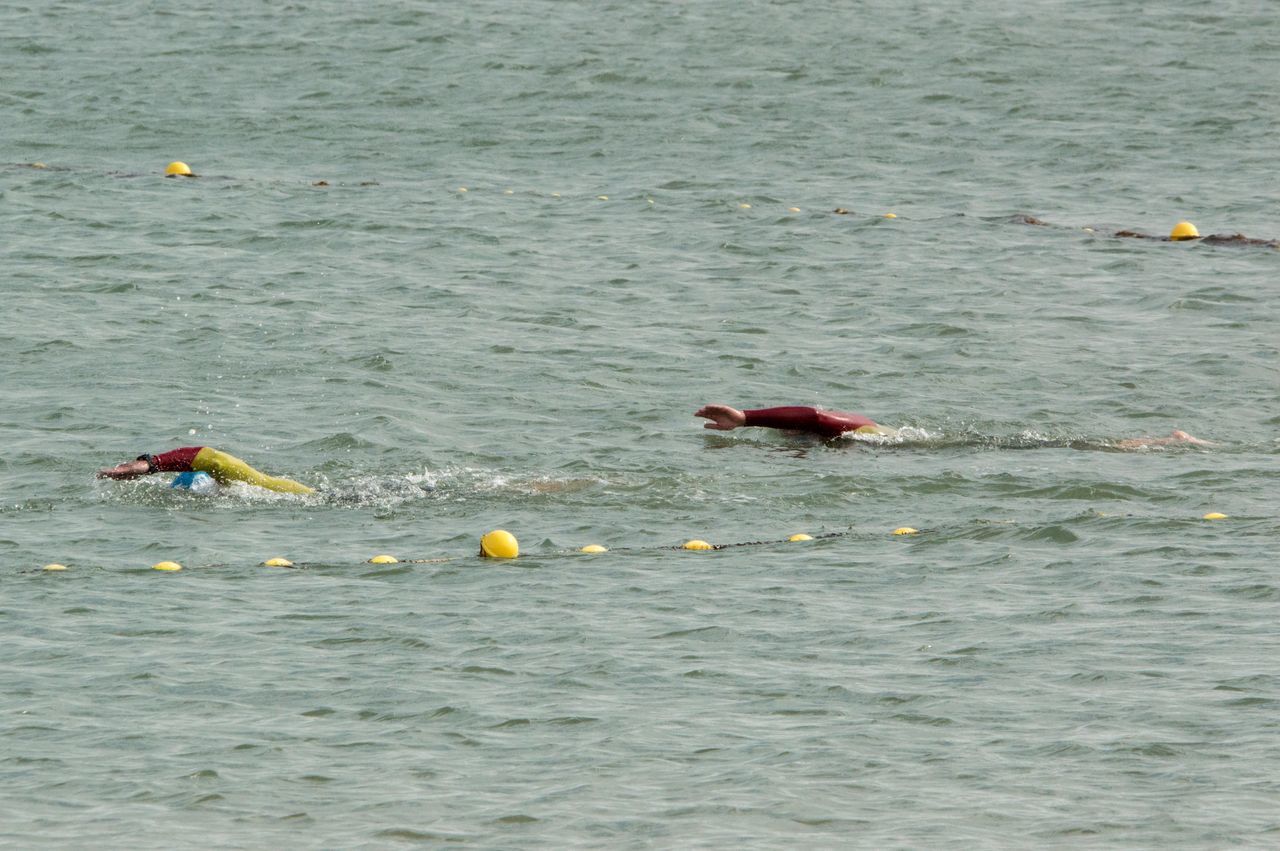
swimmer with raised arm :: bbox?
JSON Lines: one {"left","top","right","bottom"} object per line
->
{"left": 97, "top": 446, "right": 313, "bottom": 494}
{"left": 694, "top": 404, "right": 1210, "bottom": 449}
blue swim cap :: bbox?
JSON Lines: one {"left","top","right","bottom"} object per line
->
{"left": 170, "top": 471, "right": 219, "bottom": 493}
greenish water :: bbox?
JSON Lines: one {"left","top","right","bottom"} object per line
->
{"left": 3, "top": 1, "right": 1278, "bottom": 847}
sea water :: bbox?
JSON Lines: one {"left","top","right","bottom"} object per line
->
{"left": 2, "top": 0, "right": 1277, "bottom": 847}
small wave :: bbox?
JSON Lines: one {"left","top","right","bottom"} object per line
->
{"left": 317, "top": 473, "right": 437, "bottom": 508}
{"left": 836, "top": 425, "right": 937, "bottom": 446}
{"left": 840, "top": 425, "right": 1210, "bottom": 453}
{"left": 100, "top": 466, "right": 604, "bottom": 511}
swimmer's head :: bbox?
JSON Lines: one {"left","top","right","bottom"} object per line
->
{"left": 170, "top": 471, "right": 219, "bottom": 493}
{"left": 1170, "top": 220, "right": 1200, "bottom": 241}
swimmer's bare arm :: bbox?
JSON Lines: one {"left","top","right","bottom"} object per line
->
{"left": 695, "top": 404, "right": 747, "bottom": 430}
{"left": 97, "top": 459, "right": 152, "bottom": 479}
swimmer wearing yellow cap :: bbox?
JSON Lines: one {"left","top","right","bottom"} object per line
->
{"left": 1114, "top": 222, "right": 1278, "bottom": 247}
{"left": 1016, "top": 215, "right": 1278, "bottom": 248}
{"left": 695, "top": 404, "right": 1209, "bottom": 449}
{"left": 97, "top": 446, "right": 313, "bottom": 494}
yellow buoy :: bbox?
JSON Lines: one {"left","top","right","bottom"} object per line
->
{"left": 42, "top": 563, "right": 68, "bottom": 571}
{"left": 152, "top": 561, "right": 183, "bottom": 571}
{"left": 1170, "top": 220, "right": 1200, "bottom": 241}
{"left": 165, "top": 161, "right": 192, "bottom": 176}
{"left": 787, "top": 207, "right": 801, "bottom": 213}
{"left": 263, "top": 557, "right": 294, "bottom": 567}
{"left": 368, "top": 554, "right": 399, "bottom": 564}
{"left": 480, "top": 529, "right": 519, "bottom": 559}
{"left": 883, "top": 212, "right": 897, "bottom": 219}
{"left": 788, "top": 533, "right": 813, "bottom": 542}
{"left": 683, "top": 539, "right": 714, "bottom": 550}
{"left": 596, "top": 195, "right": 609, "bottom": 201}
{"left": 1202, "top": 512, "right": 1228, "bottom": 521}
{"left": 892, "top": 527, "right": 919, "bottom": 536}
{"left": 739, "top": 203, "right": 751, "bottom": 209}
{"left": 457, "top": 187, "right": 468, "bottom": 193}
{"left": 580, "top": 544, "right": 608, "bottom": 554}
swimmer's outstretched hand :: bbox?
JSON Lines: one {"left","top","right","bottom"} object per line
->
{"left": 97, "top": 459, "right": 150, "bottom": 479}
{"left": 1115, "top": 430, "right": 1213, "bottom": 450}
{"left": 696, "top": 404, "right": 747, "bottom": 431}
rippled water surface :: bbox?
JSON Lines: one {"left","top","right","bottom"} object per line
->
{"left": 3, "top": 0, "right": 1278, "bottom": 847}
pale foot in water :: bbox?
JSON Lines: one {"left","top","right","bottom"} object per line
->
{"left": 1115, "top": 430, "right": 1212, "bottom": 450}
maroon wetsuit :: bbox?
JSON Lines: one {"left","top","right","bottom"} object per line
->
{"left": 145, "top": 446, "right": 203, "bottom": 472}
{"left": 743, "top": 407, "right": 877, "bottom": 439}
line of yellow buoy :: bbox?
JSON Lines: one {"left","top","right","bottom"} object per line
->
{"left": 159, "top": 160, "right": 1210, "bottom": 236}
{"left": 148, "top": 160, "right": 899, "bottom": 218}
{"left": 16, "top": 162, "right": 1223, "bottom": 241}
{"left": 34, "top": 512, "right": 1233, "bottom": 572}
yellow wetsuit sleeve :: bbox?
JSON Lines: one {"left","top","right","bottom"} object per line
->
{"left": 192, "top": 447, "right": 314, "bottom": 494}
